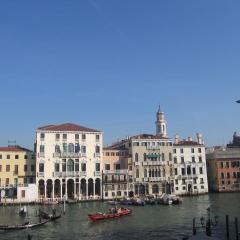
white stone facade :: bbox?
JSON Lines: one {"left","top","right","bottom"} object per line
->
{"left": 172, "top": 135, "right": 209, "bottom": 195}
{"left": 36, "top": 123, "right": 103, "bottom": 200}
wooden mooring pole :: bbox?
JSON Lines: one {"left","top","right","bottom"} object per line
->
{"left": 235, "top": 217, "right": 239, "bottom": 240}
{"left": 226, "top": 215, "right": 230, "bottom": 240}
{"left": 193, "top": 218, "right": 196, "bottom": 235}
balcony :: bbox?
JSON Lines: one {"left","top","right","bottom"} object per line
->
{"left": 103, "top": 169, "right": 128, "bottom": 174}
{"left": 60, "top": 152, "right": 81, "bottom": 158}
{"left": 94, "top": 171, "right": 101, "bottom": 177}
{"left": 146, "top": 146, "right": 161, "bottom": 150}
{"left": 38, "top": 172, "right": 44, "bottom": 178}
{"left": 80, "top": 171, "right": 87, "bottom": 177}
{"left": 81, "top": 152, "right": 87, "bottom": 157}
{"left": 143, "top": 160, "right": 162, "bottom": 166}
{"left": 146, "top": 177, "right": 165, "bottom": 182}
{"left": 38, "top": 152, "right": 45, "bottom": 158}
{"left": 54, "top": 172, "right": 62, "bottom": 178}
{"left": 94, "top": 153, "right": 101, "bottom": 158}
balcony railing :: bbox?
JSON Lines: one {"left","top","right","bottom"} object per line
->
{"left": 144, "top": 177, "right": 165, "bottom": 182}
{"left": 94, "top": 171, "right": 101, "bottom": 177}
{"left": 143, "top": 160, "right": 162, "bottom": 166}
{"left": 38, "top": 152, "right": 45, "bottom": 158}
{"left": 94, "top": 153, "right": 101, "bottom": 158}
{"left": 38, "top": 172, "right": 44, "bottom": 177}
{"left": 103, "top": 169, "right": 128, "bottom": 174}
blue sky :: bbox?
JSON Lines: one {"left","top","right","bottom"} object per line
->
{"left": 0, "top": 0, "right": 240, "bottom": 149}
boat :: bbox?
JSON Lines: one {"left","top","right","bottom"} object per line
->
{"left": 132, "top": 198, "right": 145, "bottom": 206}
{"left": 107, "top": 200, "right": 119, "bottom": 205}
{"left": 39, "top": 209, "right": 61, "bottom": 221}
{"left": 19, "top": 206, "right": 27, "bottom": 216}
{"left": 0, "top": 219, "right": 50, "bottom": 231}
{"left": 66, "top": 199, "right": 78, "bottom": 204}
{"left": 88, "top": 208, "right": 132, "bottom": 222}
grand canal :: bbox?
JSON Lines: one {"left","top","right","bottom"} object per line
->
{"left": 0, "top": 193, "right": 239, "bottom": 240}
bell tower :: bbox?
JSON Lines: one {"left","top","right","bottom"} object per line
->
{"left": 155, "top": 106, "right": 167, "bottom": 137}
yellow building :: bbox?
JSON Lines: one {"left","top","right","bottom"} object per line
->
{"left": 0, "top": 145, "right": 36, "bottom": 198}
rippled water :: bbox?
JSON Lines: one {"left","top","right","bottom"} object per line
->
{"left": 0, "top": 193, "right": 239, "bottom": 240}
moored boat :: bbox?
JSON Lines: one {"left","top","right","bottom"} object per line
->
{"left": 88, "top": 208, "right": 132, "bottom": 222}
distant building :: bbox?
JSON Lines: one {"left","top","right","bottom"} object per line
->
{"left": 0, "top": 145, "right": 35, "bottom": 200}
{"left": 206, "top": 148, "right": 240, "bottom": 192}
{"left": 172, "top": 134, "right": 209, "bottom": 195}
{"left": 35, "top": 123, "right": 103, "bottom": 200}
{"left": 102, "top": 147, "right": 129, "bottom": 199}
{"left": 227, "top": 132, "right": 240, "bottom": 148}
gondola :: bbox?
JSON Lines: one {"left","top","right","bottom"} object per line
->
{"left": 0, "top": 219, "right": 50, "bottom": 231}
{"left": 39, "top": 210, "right": 61, "bottom": 221}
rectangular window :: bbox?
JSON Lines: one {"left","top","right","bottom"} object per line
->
{"left": 39, "top": 163, "right": 44, "bottom": 172}
{"left": 81, "top": 146, "right": 86, "bottom": 153}
{"left": 0, "top": 165, "right": 1, "bottom": 172}
{"left": 95, "top": 146, "right": 100, "bottom": 154}
{"left": 221, "top": 172, "right": 224, "bottom": 179}
{"left": 14, "top": 165, "right": 18, "bottom": 174}
{"left": 181, "top": 157, "right": 184, "bottom": 163}
{"left": 105, "top": 164, "right": 110, "bottom": 170}
{"left": 198, "top": 148, "right": 202, "bottom": 153}
{"left": 24, "top": 165, "right": 28, "bottom": 172}
{"left": 233, "top": 172, "right": 237, "bottom": 178}
{"left": 55, "top": 163, "right": 60, "bottom": 172}
{"left": 7, "top": 155, "right": 10, "bottom": 159}
{"left": 63, "top": 134, "right": 67, "bottom": 140}
{"left": 180, "top": 149, "right": 184, "bottom": 154}
{"left": 174, "top": 157, "right": 177, "bottom": 163}
{"left": 181, "top": 168, "right": 185, "bottom": 175}
{"left": 173, "top": 149, "right": 176, "bottom": 154}
{"left": 174, "top": 168, "right": 178, "bottom": 175}
{"left": 199, "top": 167, "right": 203, "bottom": 174}
{"left": 31, "top": 165, "right": 35, "bottom": 172}
{"left": 6, "top": 165, "right": 10, "bottom": 172}
{"left": 227, "top": 172, "right": 230, "bottom": 178}
{"left": 21, "top": 190, "right": 25, "bottom": 198}
{"left": 226, "top": 162, "right": 229, "bottom": 168}
{"left": 96, "top": 163, "right": 100, "bottom": 172}
{"left": 75, "top": 160, "right": 79, "bottom": 171}
{"left": 62, "top": 160, "right": 66, "bottom": 172}
{"left": 96, "top": 134, "right": 100, "bottom": 141}
{"left": 24, "top": 155, "right": 28, "bottom": 160}
{"left": 169, "top": 153, "right": 172, "bottom": 161}
{"left": 55, "top": 133, "right": 60, "bottom": 140}
{"left": 6, "top": 178, "right": 9, "bottom": 185}
{"left": 40, "top": 133, "right": 45, "bottom": 139}
{"left": 0, "top": 154, "right": 2, "bottom": 159}
{"left": 115, "top": 164, "right": 121, "bottom": 170}
{"left": 75, "top": 134, "right": 79, "bottom": 140}
{"left": 200, "top": 178, "right": 204, "bottom": 184}
{"left": 81, "top": 163, "right": 86, "bottom": 172}
{"left": 82, "top": 134, "right": 86, "bottom": 141}
{"left": 192, "top": 168, "right": 196, "bottom": 175}
{"left": 175, "top": 179, "right": 178, "bottom": 185}
{"left": 191, "top": 148, "right": 194, "bottom": 153}
{"left": 199, "top": 157, "right": 202, "bottom": 163}
{"left": 220, "top": 162, "right": 224, "bottom": 168}
{"left": 15, "top": 155, "right": 19, "bottom": 159}
{"left": 192, "top": 157, "right": 195, "bottom": 162}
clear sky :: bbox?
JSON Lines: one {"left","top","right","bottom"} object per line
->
{"left": 1, "top": 0, "right": 240, "bottom": 149}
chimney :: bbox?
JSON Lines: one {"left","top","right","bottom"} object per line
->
{"left": 187, "top": 136, "right": 192, "bottom": 141}
{"left": 175, "top": 134, "right": 180, "bottom": 144}
{"left": 196, "top": 133, "right": 203, "bottom": 144}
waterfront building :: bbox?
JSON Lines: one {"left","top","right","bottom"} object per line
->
{"left": 102, "top": 146, "right": 129, "bottom": 199}
{"left": 172, "top": 134, "right": 209, "bottom": 195}
{"left": 0, "top": 145, "right": 35, "bottom": 200}
{"left": 112, "top": 108, "right": 173, "bottom": 197}
{"left": 206, "top": 147, "right": 240, "bottom": 192}
{"left": 35, "top": 123, "right": 103, "bottom": 200}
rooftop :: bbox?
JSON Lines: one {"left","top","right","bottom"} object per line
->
{"left": 37, "top": 123, "right": 102, "bottom": 133}
{"left": 0, "top": 145, "right": 33, "bottom": 152}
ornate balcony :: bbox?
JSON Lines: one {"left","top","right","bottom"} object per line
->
{"left": 38, "top": 172, "right": 44, "bottom": 178}
{"left": 94, "top": 171, "right": 101, "bottom": 177}
{"left": 143, "top": 160, "right": 162, "bottom": 166}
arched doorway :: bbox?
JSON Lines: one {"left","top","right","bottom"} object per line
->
{"left": 54, "top": 179, "right": 61, "bottom": 198}
{"left": 129, "top": 191, "right": 134, "bottom": 198}
{"left": 46, "top": 179, "right": 53, "bottom": 198}
{"left": 88, "top": 179, "right": 94, "bottom": 197}
{"left": 139, "top": 184, "right": 146, "bottom": 195}
{"left": 152, "top": 184, "right": 159, "bottom": 195}
{"left": 95, "top": 178, "right": 101, "bottom": 197}
{"left": 67, "top": 179, "right": 74, "bottom": 199}
{"left": 38, "top": 179, "right": 45, "bottom": 197}
{"left": 80, "top": 179, "right": 86, "bottom": 197}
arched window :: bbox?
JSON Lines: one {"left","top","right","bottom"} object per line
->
{"left": 149, "top": 170, "right": 151, "bottom": 177}
{"left": 155, "top": 169, "right": 158, "bottom": 177}
{"left": 144, "top": 169, "right": 147, "bottom": 177}
{"left": 152, "top": 169, "right": 155, "bottom": 177}
{"left": 55, "top": 145, "right": 60, "bottom": 153}
{"left": 152, "top": 184, "right": 159, "bottom": 194}
{"left": 135, "top": 153, "right": 138, "bottom": 162}
{"left": 68, "top": 143, "right": 74, "bottom": 153}
{"left": 67, "top": 159, "right": 74, "bottom": 172}
{"left": 39, "top": 163, "right": 44, "bottom": 172}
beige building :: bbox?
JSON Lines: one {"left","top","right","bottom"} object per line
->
{"left": 0, "top": 145, "right": 35, "bottom": 200}
{"left": 102, "top": 147, "right": 129, "bottom": 199}
{"left": 35, "top": 123, "right": 103, "bottom": 200}
{"left": 111, "top": 108, "right": 173, "bottom": 197}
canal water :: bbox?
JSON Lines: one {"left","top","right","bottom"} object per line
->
{"left": 0, "top": 193, "right": 239, "bottom": 240}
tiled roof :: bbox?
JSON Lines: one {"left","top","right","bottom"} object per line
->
{"left": 37, "top": 123, "right": 101, "bottom": 133}
{"left": 174, "top": 141, "right": 202, "bottom": 146}
{"left": 0, "top": 145, "right": 33, "bottom": 152}
{"left": 131, "top": 134, "right": 171, "bottom": 140}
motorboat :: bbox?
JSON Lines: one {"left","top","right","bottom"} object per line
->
{"left": 88, "top": 208, "right": 132, "bottom": 222}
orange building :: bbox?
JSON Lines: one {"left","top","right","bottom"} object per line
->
{"left": 207, "top": 148, "right": 240, "bottom": 192}
{"left": 102, "top": 146, "right": 129, "bottom": 199}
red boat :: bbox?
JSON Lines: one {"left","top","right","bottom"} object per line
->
{"left": 88, "top": 208, "right": 132, "bottom": 222}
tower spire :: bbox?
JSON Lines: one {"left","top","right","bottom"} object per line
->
{"left": 155, "top": 106, "right": 167, "bottom": 137}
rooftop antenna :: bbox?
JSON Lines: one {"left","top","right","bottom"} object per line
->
{"left": 8, "top": 140, "right": 16, "bottom": 147}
